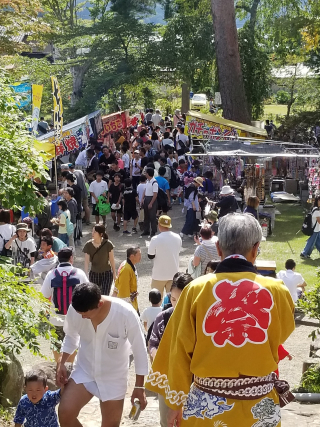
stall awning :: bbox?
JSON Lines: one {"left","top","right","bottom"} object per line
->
{"left": 193, "top": 140, "right": 319, "bottom": 158}
{"left": 37, "top": 115, "right": 88, "bottom": 142}
{"left": 186, "top": 111, "right": 267, "bottom": 139}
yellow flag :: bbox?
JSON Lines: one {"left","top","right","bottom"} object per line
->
{"left": 32, "top": 84, "right": 43, "bottom": 133}
{"left": 51, "top": 76, "right": 63, "bottom": 144}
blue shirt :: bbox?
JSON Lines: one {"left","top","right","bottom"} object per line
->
{"left": 14, "top": 390, "right": 61, "bottom": 427}
{"left": 156, "top": 176, "right": 170, "bottom": 192}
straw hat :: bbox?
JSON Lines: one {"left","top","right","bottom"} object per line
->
{"left": 194, "top": 177, "right": 204, "bottom": 187}
{"left": 158, "top": 215, "right": 172, "bottom": 228}
{"left": 220, "top": 185, "right": 234, "bottom": 196}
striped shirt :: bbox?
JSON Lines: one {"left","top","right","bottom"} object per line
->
{"left": 194, "top": 238, "right": 220, "bottom": 275}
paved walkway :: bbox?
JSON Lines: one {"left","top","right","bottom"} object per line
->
{"left": 77, "top": 396, "right": 320, "bottom": 426}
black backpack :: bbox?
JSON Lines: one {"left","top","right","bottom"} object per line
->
{"left": 169, "top": 168, "right": 179, "bottom": 189}
{"left": 302, "top": 208, "right": 318, "bottom": 236}
{"left": 51, "top": 268, "right": 79, "bottom": 315}
{"left": 153, "top": 181, "right": 168, "bottom": 208}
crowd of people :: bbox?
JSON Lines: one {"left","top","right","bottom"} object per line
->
{"left": 0, "top": 108, "right": 310, "bottom": 427}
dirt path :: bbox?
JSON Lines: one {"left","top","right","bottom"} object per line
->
{"left": 17, "top": 203, "right": 320, "bottom": 425}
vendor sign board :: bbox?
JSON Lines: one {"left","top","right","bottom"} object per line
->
{"left": 101, "top": 111, "right": 126, "bottom": 135}
{"left": 51, "top": 76, "right": 63, "bottom": 143}
{"left": 47, "top": 125, "right": 88, "bottom": 157}
{"left": 32, "top": 84, "right": 43, "bottom": 133}
{"left": 185, "top": 111, "right": 267, "bottom": 140}
{"left": 37, "top": 116, "right": 89, "bottom": 158}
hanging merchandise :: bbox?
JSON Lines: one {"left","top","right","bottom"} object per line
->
{"left": 244, "top": 164, "right": 265, "bottom": 202}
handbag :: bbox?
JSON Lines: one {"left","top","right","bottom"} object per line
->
{"left": 97, "top": 196, "right": 111, "bottom": 215}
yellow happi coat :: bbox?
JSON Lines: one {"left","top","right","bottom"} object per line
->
{"left": 145, "top": 268, "right": 295, "bottom": 427}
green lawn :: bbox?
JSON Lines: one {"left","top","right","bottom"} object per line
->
{"left": 264, "top": 104, "right": 287, "bottom": 116}
{"left": 260, "top": 204, "right": 319, "bottom": 287}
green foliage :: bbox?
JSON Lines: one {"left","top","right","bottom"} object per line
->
{"left": 0, "top": 266, "right": 58, "bottom": 363}
{"left": 0, "top": 72, "right": 49, "bottom": 213}
{"left": 275, "top": 90, "right": 291, "bottom": 105}
{"left": 238, "top": 25, "right": 271, "bottom": 119}
{"left": 159, "top": 0, "right": 215, "bottom": 91}
{"left": 298, "top": 273, "right": 320, "bottom": 341}
{"left": 299, "top": 365, "right": 320, "bottom": 393}
{"left": 276, "top": 111, "right": 319, "bottom": 143}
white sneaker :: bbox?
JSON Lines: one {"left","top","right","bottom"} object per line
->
{"left": 188, "top": 234, "right": 193, "bottom": 238}
{"left": 179, "top": 232, "right": 184, "bottom": 238}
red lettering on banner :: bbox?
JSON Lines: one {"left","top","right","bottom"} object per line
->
{"left": 188, "top": 121, "right": 196, "bottom": 134}
{"left": 55, "top": 143, "right": 65, "bottom": 156}
{"left": 195, "top": 122, "right": 205, "bottom": 134}
{"left": 64, "top": 135, "right": 79, "bottom": 152}
{"left": 203, "top": 279, "right": 274, "bottom": 348}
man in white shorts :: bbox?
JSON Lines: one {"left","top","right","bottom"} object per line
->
{"left": 56, "top": 282, "right": 148, "bottom": 427}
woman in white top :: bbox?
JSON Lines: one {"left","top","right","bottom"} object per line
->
{"left": 5, "top": 222, "right": 37, "bottom": 267}
{"left": 301, "top": 196, "right": 320, "bottom": 258}
{"left": 0, "top": 209, "right": 15, "bottom": 256}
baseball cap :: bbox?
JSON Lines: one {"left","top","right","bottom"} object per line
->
{"left": 158, "top": 215, "right": 172, "bottom": 228}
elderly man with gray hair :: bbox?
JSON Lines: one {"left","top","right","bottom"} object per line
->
{"left": 146, "top": 213, "right": 295, "bottom": 427}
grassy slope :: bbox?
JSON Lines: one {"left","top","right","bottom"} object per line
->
{"left": 264, "top": 104, "right": 287, "bottom": 116}
{"left": 260, "top": 204, "right": 319, "bottom": 287}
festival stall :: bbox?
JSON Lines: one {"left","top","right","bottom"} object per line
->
{"left": 99, "top": 111, "right": 130, "bottom": 149}
{"left": 185, "top": 111, "right": 267, "bottom": 143}
{"left": 36, "top": 110, "right": 102, "bottom": 162}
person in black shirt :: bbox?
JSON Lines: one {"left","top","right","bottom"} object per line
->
{"left": 139, "top": 147, "right": 149, "bottom": 169}
{"left": 108, "top": 159, "right": 126, "bottom": 187}
{"left": 66, "top": 173, "right": 82, "bottom": 214}
{"left": 86, "top": 149, "right": 99, "bottom": 183}
{"left": 98, "top": 146, "right": 115, "bottom": 174}
{"left": 109, "top": 173, "right": 124, "bottom": 231}
{"left": 122, "top": 178, "right": 139, "bottom": 235}
{"left": 215, "top": 185, "right": 238, "bottom": 218}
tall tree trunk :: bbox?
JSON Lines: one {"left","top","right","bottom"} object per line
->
{"left": 211, "top": 0, "right": 251, "bottom": 124}
{"left": 70, "top": 62, "right": 91, "bottom": 107}
{"left": 181, "top": 82, "right": 190, "bottom": 114}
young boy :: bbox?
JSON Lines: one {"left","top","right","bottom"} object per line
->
{"left": 109, "top": 172, "right": 123, "bottom": 231}
{"left": 39, "top": 236, "right": 55, "bottom": 259}
{"left": 122, "top": 178, "right": 139, "bottom": 235}
{"left": 88, "top": 170, "right": 108, "bottom": 225}
{"left": 14, "top": 369, "right": 61, "bottom": 427}
{"left": 140, "top": 288, "right": 162, "bottom": 333}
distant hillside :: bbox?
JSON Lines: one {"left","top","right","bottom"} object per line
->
{"left": 76, "top": 1, "right": 244, "bottom": 27}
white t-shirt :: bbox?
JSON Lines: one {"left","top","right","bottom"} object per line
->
{"left": 89, "top": 180, "right": 108, "bottom": 204}
{"left": 131, "top": 159, "right": 141, "bottom": 176}
{"left": 11, "top": 237, "right": 36, "bottom": 260}
{"left": 151, "top": 113, "right": 162, "bottom": 126}
{"left": 137, "top": 183, "right": 147, "bottom": 203}
{"left": 62, "top": 299, "right": 148, "bottom": 401}
{"left": 162, "top": 138, "right": 174, "bottom": 148}
{"left": 177, "top": 133, "right": 188, "bottom": 145}
{"left": 0, "top": 224, "right": 16, "bottom": 252}
{"left": 277, "top": 269, "right": 305, "bottom": 303}
{"left": 41, "top": 264, "right": 88, "bottom": 326}
{"left": 75, "top": 149, "right": 89, "bottom": 167}
{"left": 145, "top": 177, "right": 158, "bottom": 197}
{"left": 141, "top": 306, "right": 162, "bottom": 331}
{"left": 312, "top": 208, "right": 320, "bottom": 232}
{"left": 122, "top": 153, "right": 130, "bottom": 169}
{"left": 148, "top": 231, "right": 182, "bottom": 280}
